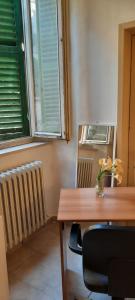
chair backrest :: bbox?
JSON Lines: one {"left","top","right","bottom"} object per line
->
{"left": 83, "top": 224, "right": 135, "bottom": 276}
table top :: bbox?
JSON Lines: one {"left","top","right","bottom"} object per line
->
{"left": 57, "top": 187, "right": 135, "bottom": 222}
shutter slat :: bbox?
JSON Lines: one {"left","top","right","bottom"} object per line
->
{"left": 0, "top": 17, "right": 14, "bottom": 26}
{"left": 0, "top": 8, "right": 14, "bottom": 16}
{"left": 0, "top": 0, "right": 14, "bottom": 11}
{"left": 0, "top": 27, "right": 15, "bottom": 34}
{"left": 0, "top": 35, "right": 16, "bottom": 43}
{"left": 0, "top": 23, "right": 15, "bottom": 30}
{"left": 0, "top": 109, "right": 21, "bottom": 113}
{"left": 0, "top": 69, "right": 18, "bottom": 76}
{"left": 0, "top": 125, "right": 22, "bottom": 130}
{"left": 0, "top": 0, "right": 16, "bottom": 45}
{"left": 0, "top": 83, "right": 19, "bottom": 88}
{"left": 0, "top": 73, "right": 19, "bottom": 80}
{"left": 0, "top": 114, "right": 21, "bottom": 117}
{"left": 0, "top": 32, "right": 16, "bottom": 40}
{"left": 0, "top": 52, "right": 23, "bottom": 135}
{"left": 0, "top": 19, "right": 14, "bottom": 26}
{"left": 0, "top": 96, "right": 20, "bottom": 100}
{"left": 0, "top": 101, "right": 21, "bottom": 106}
{"left": 0, "top": 57, "right": 17, "bottom": 62}
{"left": 0, "top": 117, "right": 22, "bottom": 123}
{"left": 0, "top": 88, "right": 20, "bottom": 93}
{"left": 0, "top": 64, "right": 18, "bottom": 70}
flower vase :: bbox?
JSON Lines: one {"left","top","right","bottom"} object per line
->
{"left": 96, "top": 177, "right": 104, "bottom": 198}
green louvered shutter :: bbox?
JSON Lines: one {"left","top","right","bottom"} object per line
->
{"left": 0, "top": 0, "right": 29, "bottom": 141}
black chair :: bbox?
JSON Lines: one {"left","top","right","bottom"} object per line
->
{"left": 69, "top": 223, "right": 135, "bottom": 300}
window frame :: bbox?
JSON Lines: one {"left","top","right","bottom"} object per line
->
{"left": 22, "top": 0, "right": 71, "bottom": 141}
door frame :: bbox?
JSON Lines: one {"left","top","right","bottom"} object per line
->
{"left": 117, "top": 21, "right": 135, "bottom": 186}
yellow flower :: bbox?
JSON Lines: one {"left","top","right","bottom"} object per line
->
{"left": 99, "top": 158, "right": 104, "bottom": 166}
{"left": 99, "top": 157, "right": 112, "bottom": 171}
{"left": 114, "top": 174, "right": 122, "bottom": 185}
{"left": 98, "top": 156, "right": 123, "bottom": 185}
{"left": 115, "top": 165, "right": 123, "bottom": 175}
{"left": 113, "top": 159, "right": 123, "bottom": 175}
{"left": 114, "top": 159, "right": 122, "bottom": 166}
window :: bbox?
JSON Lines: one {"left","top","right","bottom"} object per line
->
{"left": 0, "top": 0, "right": 70, "bottom": 143}
{"left": 29, "top": 0, "right": 70, "bottom": 139}
{"left": 80, "top": 125, "right": 112, "bottom": 145}
{"left": 0, "top": 0, "right": 29, "bottom": 141}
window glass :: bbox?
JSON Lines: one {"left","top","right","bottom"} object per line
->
{"left": 30, "top": 0, "right": 62, "bottom": 136}
{"left": 80, "top": 125, "right": 111, "bottom": 145}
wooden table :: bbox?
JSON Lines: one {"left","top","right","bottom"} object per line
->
{"left": 57, "top": 187, "right": 135, "bottom": 300}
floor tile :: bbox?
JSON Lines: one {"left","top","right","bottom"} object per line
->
{"left": 10, "top": 281, "right": 49, "bottom": 300}
{"left": 7, "top": 245, "right": 36, "bottom": 274}
{"left": 8, "top": 221, "right": 135, "bottom": 300}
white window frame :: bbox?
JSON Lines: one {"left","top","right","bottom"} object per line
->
{"left": 21, "top": 0, "right": 66, "bottom": 139}
{"left": 79, "top": 125, "right": 112, "bottom": 145}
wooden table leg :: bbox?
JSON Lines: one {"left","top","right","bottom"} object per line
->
{"left": 59, "top": 221, "right": 68, "bottom": 300}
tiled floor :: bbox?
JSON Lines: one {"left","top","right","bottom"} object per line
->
{"left": 7, "top": 221, "right": 133, "bottom": 300}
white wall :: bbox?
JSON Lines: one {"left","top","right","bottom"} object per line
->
{"left": 70, "top": 0, "right": 135, "bottom": 125}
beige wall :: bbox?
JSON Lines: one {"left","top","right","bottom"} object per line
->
{"left": 1, "top": 1, "right": 135, "bottom": 217}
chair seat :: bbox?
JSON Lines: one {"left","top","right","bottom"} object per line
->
{"left": 83, "top": 267, "right": 108, "bottom": 293}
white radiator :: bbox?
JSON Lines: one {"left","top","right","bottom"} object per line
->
{"left": 0, "top": 161, "right": 46, "bottom": 250}
{"left": 77, "top": 158, "right": 93, "bottom": 188}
